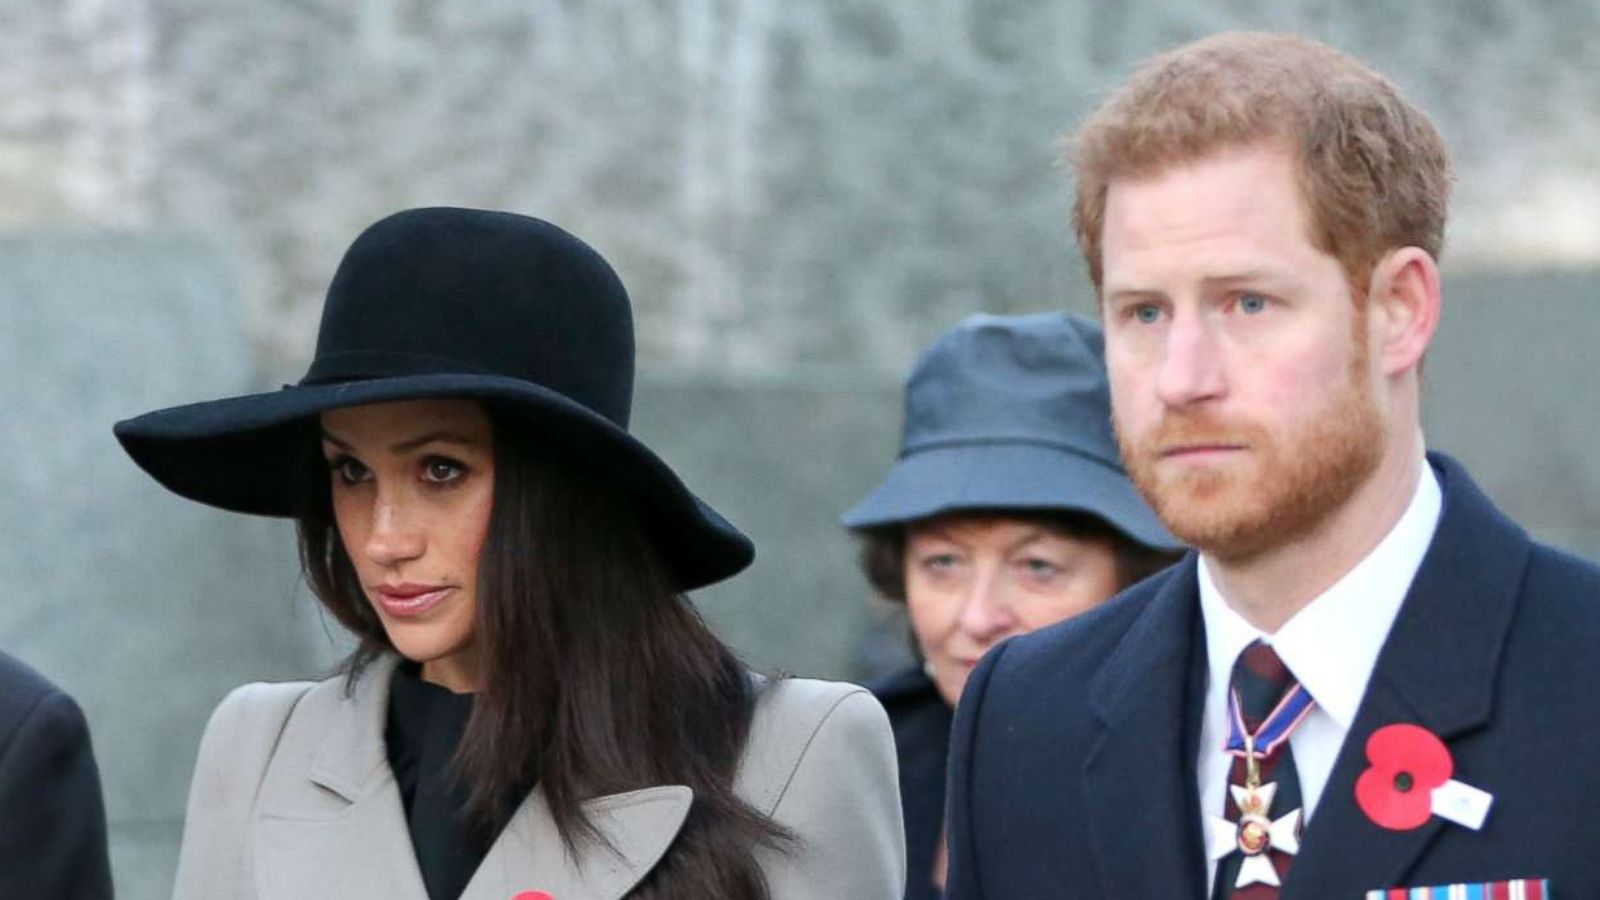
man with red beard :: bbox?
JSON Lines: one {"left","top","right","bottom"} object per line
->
{"left": 945, "top": 32, "right": 1600, "bottom": 900}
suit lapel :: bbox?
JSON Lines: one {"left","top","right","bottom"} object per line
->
{"left": 1284, "top": 454, "right": 1530, "bottom": 898}
{"left": 1082, "top": 557, "right": 1210, "bottom": 900}
{"left": 464, "top": 785, "right": 693, "bottom": 900}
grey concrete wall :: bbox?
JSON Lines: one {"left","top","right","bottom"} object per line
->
{"left": 0, "top": 237, "right": 320, "bottom": 897}
{"left": 1423, "top": 269, "right": 1600, "bottom": 563}
{"left": 632, "top": 371, "right": 904, "bottom": 679}
{"left": 2, "top": 1, "right": 1599, "bottom": 379}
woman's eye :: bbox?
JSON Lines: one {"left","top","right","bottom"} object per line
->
{"left": 330, "top": 457, "right": 370, "bottom": 485}
{"left": 1019, "top": 558, "right": 1062, "bottom": 580}
{"left": 422, "top": 457, "right": 466, "bottom": 484}
{"left": 921, "top": 553, "right": 961, "bottom": 573}
{"left": 1238, "top": 292, "right": 1269, "bottom": 314}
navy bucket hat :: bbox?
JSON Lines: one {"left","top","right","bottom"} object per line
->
{"left": 841, "top": 311, "right": 1180, "bottom": 552}
{"left": 114, "top": 207, "right": 753, "bottom": 591}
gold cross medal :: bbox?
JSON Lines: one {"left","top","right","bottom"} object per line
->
{"left": 1207, "top": 780, "right": 1303, "bottom": 887}
{"left": 1206, "top": 686, "right": 1315, "bottom": 888}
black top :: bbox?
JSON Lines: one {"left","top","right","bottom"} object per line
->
{"left": 869, "top": 666, "right": 953, "bottom": 900}
{"left": 386, "top": 663, "right": 533, "bottom": 900}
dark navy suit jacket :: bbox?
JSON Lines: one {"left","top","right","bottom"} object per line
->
{"left": 0, "top": 649, "right": 113, "bottom": 899}
{"left": 945, "top": 454, "right": 1600, "bottom": 899}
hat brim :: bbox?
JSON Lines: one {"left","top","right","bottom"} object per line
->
{"left": 113, "top": 373, "right": 753, "bottom": 591}
{"left": 840, "top": 441, "right": 1182, "bottom": 552}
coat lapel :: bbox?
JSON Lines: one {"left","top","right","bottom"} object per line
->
{"left": 464, "top": 785, "right": 693, "bottom": 900}
{"left": 1283, "top": 454, "right": 1530, "bottom": 898}
{"left": 1082, "top": 558, "right": 1210, "bottom": 900}
{"left": 255, "top": 786, "right": 426, "bottom": 900}
{"left": 255, "top": 655, "right": 431, "bottom": 900}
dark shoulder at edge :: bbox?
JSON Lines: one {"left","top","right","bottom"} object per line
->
{"left": 0, "top": 648, "right": 72, "bottom": 737}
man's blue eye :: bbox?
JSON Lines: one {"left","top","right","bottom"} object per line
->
{"left": 1134, "top": 305, "right": 1162, "bottom": 324}
{"left": 1239, "top": 293, "right": 1268, "bottom": 314}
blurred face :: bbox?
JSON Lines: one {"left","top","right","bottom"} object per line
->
{"left": 905, "top": 515, "right": 1122, "bottom": 706}
{"left": 1099, "top": 142, "right": 1385, "bottom": 561}
{"left": 320, "top": 399, "right": 495, "bottom": 692}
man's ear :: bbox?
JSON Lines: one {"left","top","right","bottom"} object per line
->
{"left": 1366, "top": 247, "right": 1441, "bottom": 378}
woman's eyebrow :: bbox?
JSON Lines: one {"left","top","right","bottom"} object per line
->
{"left": 1004, "top": 530, "right": 1052, "bottom": 553}
{"left": 317, "top": 429, "right": 480, "bottom": 454}
{"left": 388, "top": 430, "right": 480, "bottom": 454}
{"left": 911, "top": 528, "right": 970, "bottom": 550}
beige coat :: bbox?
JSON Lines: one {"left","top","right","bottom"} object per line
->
{"left": 171, "top": 655, "right": 904, "bottom": 899}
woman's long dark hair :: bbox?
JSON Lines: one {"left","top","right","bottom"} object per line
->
{"left": 296, "top": 405, "right": 791, "bottom": 899}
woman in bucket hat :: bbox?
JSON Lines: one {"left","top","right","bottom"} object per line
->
{"left": 842, "top": 311, "right": 1182, "bottom": 900}
{"left": 117, "top": 207, "right": 903, "bottom": 900}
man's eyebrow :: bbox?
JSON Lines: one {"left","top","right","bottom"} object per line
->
{"left": 1103, "top": 269, "right": 1290, "bottom": 300}
{"left": 1199, "top": 269, "right": 1285, "bottom": 287}
{"left": 1102, "top": 286, "right": 1164, "bottom": 304}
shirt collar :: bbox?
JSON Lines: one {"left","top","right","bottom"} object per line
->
{"left": 1199, "top": 454, "right": 1443, "bottom": 730}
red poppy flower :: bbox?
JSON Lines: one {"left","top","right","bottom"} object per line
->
{"left": 512, "top": 893, "right": 554, "bottom": 900}
{"left": 1355, "top": 723, "right": 1453, "bottom": 830}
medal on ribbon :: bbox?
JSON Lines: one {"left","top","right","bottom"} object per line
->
{"left": 1205, "top": 683, "right": 1317, "bottom": 889}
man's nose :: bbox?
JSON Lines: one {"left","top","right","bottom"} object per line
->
{"left": 1155, "top": 309, "right": 1227, "bottom": 408}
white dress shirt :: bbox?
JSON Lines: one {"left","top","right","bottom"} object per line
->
{"left": 1197, "top": 456, "right": 1442, "bottom": 892}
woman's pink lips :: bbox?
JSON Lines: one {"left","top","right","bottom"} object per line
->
{"left": 375, "top": 584, "right": 454, "bottom": 618}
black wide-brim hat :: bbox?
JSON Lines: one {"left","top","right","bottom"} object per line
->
{"left": 115, "top": 207, "right": 753, "bottom": 590}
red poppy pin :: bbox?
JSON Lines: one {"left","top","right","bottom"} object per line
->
{"left": 512, "top": 892, "right": 554, "bottom": 900}
{"left": 1355, "top": 723, "right": 1493, "bottom": 831}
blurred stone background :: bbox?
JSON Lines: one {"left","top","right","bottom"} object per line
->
{"left": 0, "top": 1, "right": 1595, "bottom": 897}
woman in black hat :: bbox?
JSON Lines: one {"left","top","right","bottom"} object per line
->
{"left": 118, "top": 208, "right": 903, "bottom": 900}
{"left": 842, "top": 312, "right": 1183, "bottom": 900}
